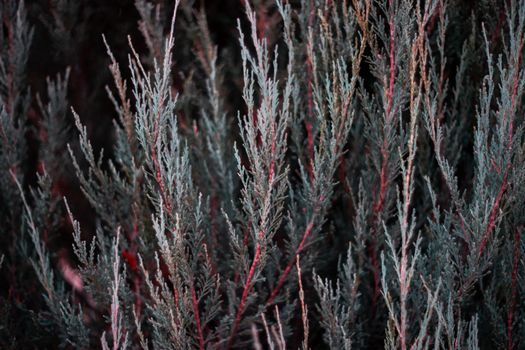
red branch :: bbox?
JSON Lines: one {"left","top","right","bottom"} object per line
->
{"left": 479, "top": 166, "right": 508, "bottom": 257}
{"left": 368, "top": 0, "right": 396, "bottom": 315}
{"left": 375, "top": 0, "right": 395, "bottom": 216}
{"left": 226, "top": 230, "right": 264, "bottom": 350}
{"left": 507, "top": 227, "right": 520, "bottom": 350}
{"left": 305, "top": 0, "right": 315, "bottom": 183}
{"left": 507, "top": 38, "right": 524, "bottom": 149}
{"left": 268, "top": 138, "right": 276, "bottom": 183}
{"left": 457, "top": 211, "right": 471, "bottom": 256}
{"left": 479, "top": 37, "right": 522, "bottom": 258}
{"left": 173, "top": 286, "right": 180, "bottom": 309}
{"left": 374, "top": 140, "right": 389, "bottom": 215}
{"left": 151, "top": 95, "right": 173, "bottom": 214}
{"left": 151, "top": 152, "right": 172, "bottom": 213}
{"left": 191, "top": 284, "right": 205, "bottom": 350}
{"left": 266, "top": 221, "right": 314, "bottom": 306}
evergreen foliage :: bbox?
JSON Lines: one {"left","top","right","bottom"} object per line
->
{"left": 1, "top": 0, "right": 525, "bottom": 349}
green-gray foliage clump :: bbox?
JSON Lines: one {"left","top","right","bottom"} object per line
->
{"left": 1, "top": 0, "right": 525, "bottom": 349}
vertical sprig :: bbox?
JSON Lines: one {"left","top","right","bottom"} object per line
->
{"left": 130, "top": 0, "right": 185, "bottom": 220}
{"left": 477, "top": 0, "right": 525, "bottom": 259}
{"left": 364, "top": 0, "right": 407, "bottom": 310}
{"left": 226, "top": 0, "right": 294, "bottom": 347}
{"left": 379, "top": 1, "right": 438, "bottom": 349}
{"left": 267, "top": 0, "right": 369, "bottom": 307}
{"left": 101, "top": 230, "right": 129, "bottom": 350}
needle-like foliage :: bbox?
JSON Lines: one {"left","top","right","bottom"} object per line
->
{"left": 2, "top": 0, "right": 525, "bottom": 349}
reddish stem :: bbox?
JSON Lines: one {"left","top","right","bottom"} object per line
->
{"left": 268, "top": 144, "right": 276, "bottom": 183}
{"left": 507, "top": 38, "right": 524, "bottom": 149}
{"left": 479, "top": 38, "right": 522, "bottom": 258}
{"left": 305, "top": 0, "right": 315, "bottom": 183}
{"left": 479, "top": 166, "right": 508, "bottom": 257}
{"left": 399, "top": 249, "right": 408, "bottom": 350}
{"left": 374, "top": 0, "right": 395, "bottom": 218}
{"left": 151, "top": 95, "right": 173, "bottom": 214}
{"left": 369, "top": 0, "right": 396, "bottom": 316}
{"left": 226, "top": 230, "right": 264, "bottom": 350}
{"left": 375, "top": 140, "right": 389, "bottom": 215}
{"left": 457, "top": 211, "right": 471, "bottom": 256}
{"left": 151, "top": 152, "right": 172, "bottom": 213}
{"left": 191, "top": 284, "right": 205, "bottom": 350}
{"left": 507, "top": 227, "right": 520, "bottom": 350}
{"left": 266, "top": 221, "right": 314, "bottom": 306}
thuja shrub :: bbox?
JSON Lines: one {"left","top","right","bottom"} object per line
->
{"left": 1, "top": 0, "right": 525, "bottom": 348}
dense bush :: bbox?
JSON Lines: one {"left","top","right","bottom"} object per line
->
{"left": 1, "top": 0, "right": 524, "bottom": 348}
